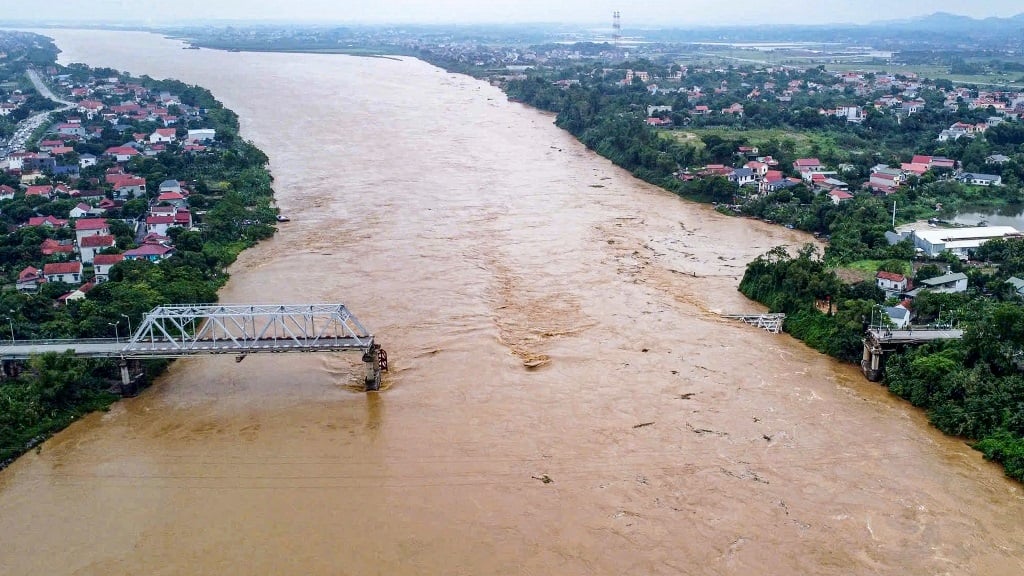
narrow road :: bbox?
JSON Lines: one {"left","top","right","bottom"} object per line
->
{"left": 26, "top": 68, "right": 74, "bottom": 107}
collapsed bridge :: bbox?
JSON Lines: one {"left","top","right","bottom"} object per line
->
{"left": 0, "top": 303, "right": 387, "bottom": 392}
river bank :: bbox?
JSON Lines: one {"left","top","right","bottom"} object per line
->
{"left": 0, "top": 33, "right": 279, "bottom": 469}
{"left": 1, "top": 29, "right": 1021, "bottom": 575}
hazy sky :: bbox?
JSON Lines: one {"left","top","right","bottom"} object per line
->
{"left": 14, "top": 0, "right": 1024, "bottom": 27}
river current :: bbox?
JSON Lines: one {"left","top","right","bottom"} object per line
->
{"left": 0, "top": 29, "right": 1022, "bottom": 575}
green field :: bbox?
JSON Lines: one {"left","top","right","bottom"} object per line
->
{"left": 832, "top": 259, "right": 912, "bottom": 284}
{"left": 664, "top": 128, "right": 847, "bottom": 159}
{"left": 675, "top": 46, "right": 1024, "bottom": 87}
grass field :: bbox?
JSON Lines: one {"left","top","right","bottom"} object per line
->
{"left": 833, "top": 259, "right": 912, "bottom": 284}
{"left": 676, "top": 47, "right": 1024, "bottom": 87}
{"left": 664, "top": 127, "right": 844, "bottom": 159}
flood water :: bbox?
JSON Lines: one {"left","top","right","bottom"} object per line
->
{"left": 1, "top": 29, "right": 1022, "bottom": 575}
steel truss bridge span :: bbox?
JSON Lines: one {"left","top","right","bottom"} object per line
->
{"left": 0, "top": 304, "right": 387, "bottom": 391}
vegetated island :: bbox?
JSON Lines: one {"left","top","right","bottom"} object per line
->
{"left": 0, "top": 31, "right": 280, "bottom": 469}
{"left": 165, "top": 24, "right": 1024, "bottom": 482}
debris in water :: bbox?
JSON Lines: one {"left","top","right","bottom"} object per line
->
{"left": 633, "top": 421, "right": 655, "bottom": 429}
{"left": 763, "top": 434, "right": 773, "bottom": 442}
{"left": 678, "top": 392, "right": 695, "bottom": 400}
{"left": 687, "top": 422, "right": 728, "bottom": 437}
{"left": 522, "top": 355, "right": 550, "bottom": 369}
{"left": 532, "top": 474, "right": 553, "bottom": 484}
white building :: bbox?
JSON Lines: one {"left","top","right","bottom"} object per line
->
{"left": 909, "top": 226, "right": 1021, "bottom": 258}
{"left": 187, "top": 128, "right": 216, "bottom": 141}
{"left": 918, "top": 272, "right": 969, "bottom": 294}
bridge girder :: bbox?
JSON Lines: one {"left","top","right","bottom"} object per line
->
{"left": 124, "top": 303, "right": 375, "bottom": 358}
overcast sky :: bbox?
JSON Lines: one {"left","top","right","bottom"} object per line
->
{"left": 13, "top": 1, "right": 1024, "bottom": 27}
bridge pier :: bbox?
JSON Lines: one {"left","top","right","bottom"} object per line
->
{"left": 118, "top": 360, "right": 144, "bottom": 397}
{"left": 861, "top": 341, "right": 884, "bottom": 382}
{"left": 363, "top": 345, "right": 385, "bottom": 391}
{"left": 1, "top": 360, "right": 21, "bottom": 379}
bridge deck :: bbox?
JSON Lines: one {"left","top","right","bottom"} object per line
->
{"left": 866, "top": 328, "right": 964, "bottom": 346}
{"left": 0, "top": 337, "right": 372, "bottom": 360}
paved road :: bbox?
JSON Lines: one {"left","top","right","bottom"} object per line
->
{"left": 26, "top": 68, "right": 74, "bottom": 107}
{"left": 1, "top": 70, "right": 75, "bottom": 156}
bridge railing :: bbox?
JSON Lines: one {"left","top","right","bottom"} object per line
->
{"left": 0, "top": 337, "right": 121, "bottom": 346}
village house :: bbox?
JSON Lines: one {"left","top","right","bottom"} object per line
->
{"left": 876, "top": 271, "right": 909, "bottom": 296}
{"left": 43, "top": 261, "right": 82, "bottom": 284}
{"left": 869, "top": 167, "right": 906, "bottom": 194}
{"left": 828, "top": 190, "right": 854, "bottom": 205}
{"left": 25, "top": 185, "right": 54, "bottom": 200}
{"left": 104, "top": 146, "right": 141, "bottom": 163}
{"left": 745, "top": 161, "right": 769, "bottom": 178}
{"left": 793, "top": 158, "right": 824, "bottom": 173}
{"left": 108, "top": 174, "right": 147, "bottom": 199}
{"left": 57, "top": 123, "right": 86, "bottom": 137}
{"left": 92, "top": 253, "right": 125, "bottom": 283}
{"left": 149, "top": 128, "right": 177, "bottom": 144}
{"left": 721, "top": 103, "right": 744, "bottom": 116}
{"left": 78, "top": 235, "right": 115, "bottom": 265}
{"left": 727, "top": 168, "right": 755, "bottom": 186}
{"left": 40, "top": 238, "right": 74, "bottom": 256}
{"left": 58, "top": 282, "right": 96, "bottom": 306}
{"left": 73, "top": 218, "right": 110, "bottom": 246}
{"left": 830, "top": 105, "right": 864, "bottom": 123}
{"left": 145, "top": 214, "right": 175, "bottom": 236}
{"left": 884, "top": 304, "right": 912, "bottom": 328}
{"left": 69, "top": 202, "right": 94, "bottom": 219}
{"left": 916, "top": 272, "right": 969, "bottom": 294}
{"left": 26, "top": 215, "right": 68, "bottom": 228}
{"left": 123, "top": 244, "right": 175, "bottom": 262}
{"left": 156, "top": 191, "right": 187, "bottom": 208}
{"left": 958, "top": 173, "right": 1003, "bottom": 187}
{"left": 0, "top": 184, "right": 15, "bottom": 200}
{"left": 16, "top": 266, "right": 45, "bottom": 292}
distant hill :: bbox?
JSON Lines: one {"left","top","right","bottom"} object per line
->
{"left": 871, "top": 12, "right": 1024, "bottom": 34}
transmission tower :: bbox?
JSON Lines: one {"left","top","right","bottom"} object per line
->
{"left": 613, "top": 11, "right": 622, "bottom": 45}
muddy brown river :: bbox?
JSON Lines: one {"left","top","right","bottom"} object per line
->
{"left": 1, "top": 30, "right": 1022, "bottom": 575}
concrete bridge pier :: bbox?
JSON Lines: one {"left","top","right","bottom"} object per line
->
{"left": 1, "top": 360, "right": 21, "bottom": 379}
{"left": 861, "top": 341, "right": 884, "bottom": 382}
{"left": 118, "top": 360, "right": 144, "bottom": 397}
{"left": 363, "top": 345, "right": 385, "bottom": 391}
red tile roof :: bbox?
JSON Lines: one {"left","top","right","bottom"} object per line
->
{"left": 43, "top": 261, "right": 82, "bottom": 275}
{"left": 93, "top": 254, "right": 125, "bottom": 266}
{"left": 75, "top": 218, "right": 109, "bottom": 231}
{"left": 876, "top": 271, "right": 906, "bottom": 283}
{"left": 125, "top": 244, "right": 174, "bottom": 257}
{"left": 27, "top": 216, "right": 68, "bottom": 227}
{"left": 26, "top": 185, "right": 53, "bottom": 196}
{"left": 79, "top": 234, "right": 115, "bottom": 248}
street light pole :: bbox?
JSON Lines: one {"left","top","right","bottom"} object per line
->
{"left": 108, "top": 321, "right": 119, "bottom": 342}
{"left": 6, "top": 318, "right": 13, "bottom": 343}
{"left": 121, "top": 313, "right": 132, "bottom": 340}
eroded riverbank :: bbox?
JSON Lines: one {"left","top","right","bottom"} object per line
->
{"left": 0, "top": 29, "right": 1021, "bottom": 575}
